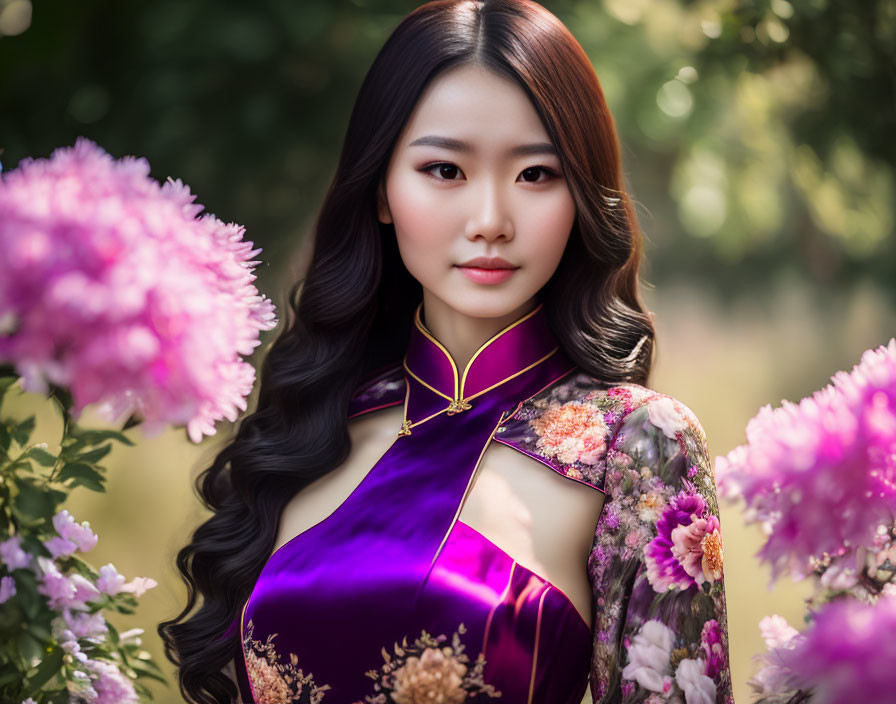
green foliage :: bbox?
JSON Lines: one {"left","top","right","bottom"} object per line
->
{"left": 0, "top": 381, "right": 163, "bottom": 702}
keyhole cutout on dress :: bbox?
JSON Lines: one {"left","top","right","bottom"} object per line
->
{"left": 271, "top": 404, "right": 605, "bottom": 629}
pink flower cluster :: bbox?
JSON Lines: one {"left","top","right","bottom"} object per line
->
{"left": 1, "top": 509, "right": 156, "bottom": 702}
{"left": 44, "top": 509, "right": 99, "bottom": 557}
{"left": 0, "top": 138, "right": 278, "bottom": 442}
{"left": 746, "top": 614, "right": 804, "bottom": 700}
{"left": 715, "top": 338, "right": 896, "bottom": 582}
{"left": 753, "top": 596, "right": 896, "bottom": 704}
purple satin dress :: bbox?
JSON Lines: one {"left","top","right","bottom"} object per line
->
{"left": 230, "top": 303, "right": 593, "bottom": 703}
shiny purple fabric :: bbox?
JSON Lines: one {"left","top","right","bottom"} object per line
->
{"left": 233, "top": 303, "right": 593, "bottom": 703}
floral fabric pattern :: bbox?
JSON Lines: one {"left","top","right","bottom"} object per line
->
{"left": 243, "top": 619, "right": 332, "bottom": 704}
{"left": 588, "top": 393, "right": 734, "bottom": 704}
{"left": 494, "top": 372, "right": 655, "bottom": 488}
{"left": 530, "top": 400, "right": 609, "bottom": 465}
{"left": 495, "top": 371, "right": 733, "bottom": 703}
{"left": 355, "top": 623, "right": 502, "bottom": 704}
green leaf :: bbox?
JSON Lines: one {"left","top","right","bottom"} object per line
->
{"left": 28, "top": 623, "right": 52, "bottom": 643}
{"left": 74, "top": 444, "right": 113, "bottom": 464}
{"left": 130, "top": 660, "right": 171, "bottom": 684}
{"left": 57, "top": 462, "right": 105, "bottom": 485}
{"left": 16, "top": 629, "right": 43, "bottom": 663}
{"left": 27, "top": 447, "right": 57, "bottom": 468}
{"left": 122, "top": 414, "right": 142, "bottom": 431}
{"left": 106, "top": 620, "right": 120, "bottom": 646}
{"left": 12, "top": 478, "right": 55, "bottom": 521}
{"left": 66, "top": 474, "right": 106, "bottom": 493}
{"left": 46, "top": 488, "right": 67, "bottom": 506}
{"left": 69, "top": 428, "right": 135, "bottom": 447}
{"left": 23, "top": 645, "right": 64, "bottom": 693}
{"left": 50, "top": 386, "right": 74, "bottom": 413}
{"left": 0, "top": 423, "right": 11, "bottom": 453}
{"left": 58, "top": 436, "right": 87, "bottom": 458}
{"left": 10, "top": 416, "right": 36, "bottom": 448}
{"left": 0, "top": 596, "right": 24, "bottom": 630}
{"left": 0, "top": 663, "right": 25, "bottom": 687}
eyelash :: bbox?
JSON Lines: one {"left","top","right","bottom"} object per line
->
{"left": 419, "top": 162, "right": 560, "bottom": 183}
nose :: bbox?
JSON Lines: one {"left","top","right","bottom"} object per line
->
{"left": 464, "top": 178, "right": 514, "bottom": 243}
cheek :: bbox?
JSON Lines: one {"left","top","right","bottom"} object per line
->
{"left": 386, "top": 169, "right": 454, "bottom": 250}
{"left": 386, "top": 171, "right": 454, "bottom": 283}
{"left": 525, "top": 190, "right": 576, "bottom": 265}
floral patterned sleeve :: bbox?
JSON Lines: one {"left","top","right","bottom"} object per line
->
{"left": 588, "top": 393, "right": 734, "bottom": 704}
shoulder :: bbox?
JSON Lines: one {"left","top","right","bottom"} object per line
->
{"left": 493, "top": 369, "right": 708, "bottom": 493}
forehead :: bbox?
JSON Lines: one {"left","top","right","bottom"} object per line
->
{"left": 397, "top": 63, "right": 551, "bottom": 148}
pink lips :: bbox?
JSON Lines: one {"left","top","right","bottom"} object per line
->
{"left": 455, "top": 256, "right": 518, "bottom": 285}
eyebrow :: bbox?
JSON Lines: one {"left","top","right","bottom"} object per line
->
{"left": 407, "top": 135, "right": 558, "bottom": 157}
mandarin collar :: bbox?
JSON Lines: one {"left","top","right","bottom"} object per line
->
{"left": 403, "top": 301, "right": 561, "bottom": 412}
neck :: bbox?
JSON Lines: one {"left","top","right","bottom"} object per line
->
{"left": 420, "top": 291, "right": 539, "bottom": 372}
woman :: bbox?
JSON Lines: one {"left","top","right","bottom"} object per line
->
{"left": 159, "top": 1, "right": 734, "bottom": 702}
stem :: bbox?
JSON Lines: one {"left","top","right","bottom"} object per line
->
{"left": 46, "top": 390, "right": 72, "bottom": 483}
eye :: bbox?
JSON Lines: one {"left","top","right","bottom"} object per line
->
{"left": 518, "top": 166, "right": 560, "bottom": 183}
{"left": 420, "top": 162, "right": 465, "bottom": 181}
{"left": 418, "top": 163, "right": 561, "bottom": 183}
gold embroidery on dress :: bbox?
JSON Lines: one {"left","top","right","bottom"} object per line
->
{"left": 355, "top": 623, "right": 502, "bottom": 703}
{"left": 397, "top": 420, "right": 412, "bottom": 437}
{"left": 242, "top": 618, "right": 332, "bottom": 703}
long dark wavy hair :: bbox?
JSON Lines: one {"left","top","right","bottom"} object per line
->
{"left": 158, "top": 0, "right": 655, "bottom": 701}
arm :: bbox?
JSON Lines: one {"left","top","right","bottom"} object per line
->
{"left": 588, "top": 394, "right": 734, "bottom": 704}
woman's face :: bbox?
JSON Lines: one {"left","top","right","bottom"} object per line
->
{"left": 378, "top": 63, "right": 576, "bottom": 322}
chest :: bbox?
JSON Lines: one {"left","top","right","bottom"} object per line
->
{"left": 272, "top": 405, "right": 605, "bottom": 627}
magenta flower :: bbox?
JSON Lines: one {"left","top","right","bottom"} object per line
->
{"left": 0, "top": 138, "right": 278, "bottom": 442}
{"left": 0, "top": 575, "right": 15, "bottom": 603}
{"left": 644, "top": 490, "right": 721, "bottom": 592}
{"left": 43, "top": 536, "right": 78, "bottom": 559}
{"left": 64, "top": 608, "right": 108, "bottom": 640}
{"left": 35, "top": 557, "right": 76, "bottom": 609}
{"left": 0, "top": 535, "right": 30, "bottom": 570}
{"left": 52, "top": 510, "right": 98, "bottom": 553}
{"left": 95, "top": 562, "right": 157, "bottom": 597}
{"left": 777, "top": 596, "right": 896, "bottom": 704}
{"left": 85, "top": 657, "right": 139, "bottom": 704}
{"left": 716, "top": 338, "right": 896, "bottom": 582}
{"left": 95, "top": 564, "right": 126, "bottom": 595}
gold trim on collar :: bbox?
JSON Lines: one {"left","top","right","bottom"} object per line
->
{"left": 410, "top": 302, "right": 547, "bottom": 413}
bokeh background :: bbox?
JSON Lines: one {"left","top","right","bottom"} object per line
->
{"left": 1, "top": 0, "right": 894, "bottom": 702}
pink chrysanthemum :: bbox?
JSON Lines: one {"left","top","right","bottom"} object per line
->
{"left": 0, "top": 138, "right": 278, "bottom": 442}
{"left": 715, "top": 338, "right": 896, "bottom": 582}
{"left": 776, "top": 596, "right": 896, "bottom": 704}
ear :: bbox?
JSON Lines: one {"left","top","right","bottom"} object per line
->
{"left": 376, "top": 180, "right": 393, "bottom": 225}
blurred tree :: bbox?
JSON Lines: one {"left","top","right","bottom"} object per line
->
{"left": 0, "top": 0, "right": 893, "bottom": 304}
